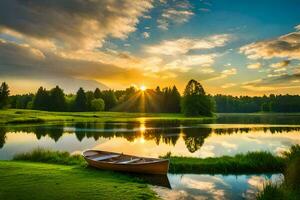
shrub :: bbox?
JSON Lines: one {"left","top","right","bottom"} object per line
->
{"left": 91, "top": 98, "right": 105, "bottom": 111}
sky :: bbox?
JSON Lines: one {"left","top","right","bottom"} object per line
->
{"left": 0, "top": 0, "right": 300, "bottom": 96}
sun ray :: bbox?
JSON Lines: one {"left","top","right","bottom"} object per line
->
{"left": 140, "top": 85, "right": 147, "bottom": 91}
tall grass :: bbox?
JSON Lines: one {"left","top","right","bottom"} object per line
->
{"left": 13, "top": 148, "right": 85, "bottom": 166}
{"left": 256, "top": 184, "right": 286, "bottom": 200}
{"left": 257, "top": 145, "right": 300, "bottom": 200}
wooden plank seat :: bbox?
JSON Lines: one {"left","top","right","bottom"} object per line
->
{"left": 117, "top": 158, "right": 141, "bottom": 164}
{"left": 92, "top": 154, "right": 120, "bottom": 161}
{"left": 84, "top": 151, "right": 99, "bottom": 157}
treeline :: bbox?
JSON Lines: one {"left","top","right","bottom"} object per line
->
{"left": 3, "top": 79, "right": 300, "bottom": 114}
{"left": 2, "top": 80, "right": 215, "bottom": 116}
{"left": 214, "top": 94, "right": 300, "bottom": 113}
{"left": 10, "top": 86, "right": 112, "bottom": 112}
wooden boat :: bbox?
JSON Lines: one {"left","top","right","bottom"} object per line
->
{"left": 82, "top": 150, "right": 169, "bottom": 175}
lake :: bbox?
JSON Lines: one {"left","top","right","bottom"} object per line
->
{"left": 154, "top": 173, "right": 283, "bottom": 200}
{"left": 0, "top": 113, "right": 299, "bottom": 199}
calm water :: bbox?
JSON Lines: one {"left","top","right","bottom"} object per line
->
{"left": 0, "top": 114, "right": 299, "bottom": 199}
{"left": 1, "top": 119, "right": 300, "bottom": 159}
{"left": 154, "top": 173, "right": 283, "bottom": 200}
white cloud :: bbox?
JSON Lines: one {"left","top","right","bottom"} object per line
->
{"left": 144, "top": 34, "right": 231, "bottom": 56}
{"left": 221, "top": 83, "right": 237, "bottom": 88}
{"left": 247, "top": 62, "right": 261, "bottom": 69}
{"left": 157, "top": 0, "right": 194, "bottom": 30}
{"left": 270, "top": 60, "right": 290, "bottom": 68}
{"left": 199, "top": 67, "right": 215, "bottom": 74}
{"left": 164, "top": 54, "right": 217, "bottom": 71}
{"left": 222, "top": 68, "right": 237, "bottom": 76}
{"left": 207, "top": 68, "right": 237, "bottom": 81}
{"left": 273, "top": 68, "right": 287, "bottom": 73}
{"left": 142, "top": 32, "right": 150, "bottom": 39}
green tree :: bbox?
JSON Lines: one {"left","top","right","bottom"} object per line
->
{"left": 170, "top": 86, "right": 181, "bottom": 113}
{"left": 0, "top": 82, "right": 10, "bottom": 109}
{"left": 85, "top": 91, "right": 95, "bottom": 111}
{"left": 26, "top": 101, "right": 33, "bottom": 109}
{"left": 65, "top": 94, "right": 76, "bottom": 111}
{"left": 94, "top": 88, "right": 102, "bottom": 99}
{"left": 261, "top": 102, "right": 271, "bottom": 112}
{"left": 91, "top": 98, "right": 105, "bottom": 111}
{"left": 182, "top": 79, "right": 215, "bottom": 116}
{"left": 49, "top": 86, "right": 66, "bottom": 111}
{"left": 74, "top": 87, "right": 87, "bottom": 111}
{"left": 16, "top": 94, "right": 33, "bottom": 109}
{"left": 101, "top": 90, "right": 117, "bottom": 111}
{"left": 33, "top": 87, "right": 49, "bottom": 110}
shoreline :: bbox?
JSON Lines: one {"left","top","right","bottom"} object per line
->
{"left": 0, "top": 109, "right": 215, "bottom": 125}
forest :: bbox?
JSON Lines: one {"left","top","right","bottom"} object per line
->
{"left": 214, "top": 94, "right": 300, "bottom": 113}
{"left": 1, "top": 81, "right": 300, "bottom": 114}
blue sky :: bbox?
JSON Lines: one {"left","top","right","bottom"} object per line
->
{"left": 0, "top": 0, "right": 299, "bottom": 95}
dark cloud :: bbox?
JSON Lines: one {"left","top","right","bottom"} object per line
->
{"left": 270, "top": 60, "right": 290, "bottom": 68}
{"left": 242, "top": 72, "right": 300, "bottom": 91}
{"left": 0, "top": 0, "right": 153, "bottom": 49}
{"left": 273, "top": 73, "right": 300, "bottom": 83}
{"left": 0, "top": 39, "right": 142, "bottom": 91}
{"left": 240, "top": 26, "right": 300, "bottom": 60}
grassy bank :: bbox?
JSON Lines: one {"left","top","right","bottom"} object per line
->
{"left": 13, "top": 148, "right": 293, "bottom": 174}
{"left": 164, "top": 152, "right": 286, "bottom": 174}
{"left": 0, "top": 109, "right": 214, "bottom": 125}
{"left": 0, "top": 161, "right": 157, "bottom": 200}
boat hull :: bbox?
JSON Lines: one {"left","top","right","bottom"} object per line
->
{"left": 83, "top": 150, "right": 169, "bottom": 175}
{"left": 84, "top": 157, "right": 169, "bottom": 175}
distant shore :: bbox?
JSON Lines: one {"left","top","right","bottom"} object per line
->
{"left": 2, "top": 109, "right": 300, "bottom": 126}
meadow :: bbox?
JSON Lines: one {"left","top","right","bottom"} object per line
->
{"left": 0, "top": 161, "right": 157, "bottom": 200}
{"left": 0, "top": 109, "right": 214, "bottom": 125}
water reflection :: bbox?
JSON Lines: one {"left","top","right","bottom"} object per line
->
{"left": 153, "top": 173, "right": 283, "bottom": 200}
{"left": 129, "top": 173, "right": 171, "bottom": 189}
{"left": 0, "top": 122, "right": 300, "bottom": 159}
{"left": 217, "top": 113, "right": 300, "bottom": 125}
{"left": 0, "top": 127, "right": 5, "bottom": 149}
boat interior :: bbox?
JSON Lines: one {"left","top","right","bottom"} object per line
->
{"left": 84, "top": 151, "right": 158, "bottom": 164}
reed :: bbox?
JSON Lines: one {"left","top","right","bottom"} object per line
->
{"left": 257, "top": 145, "right": 300, "bottom": 200}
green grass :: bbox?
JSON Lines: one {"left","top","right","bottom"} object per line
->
{"left": 0, "top": 109, "right": 214, "bottom": 125}
{"left": 0, "top": 161, "right": 157, "bottom": 200}
{"left": 164, "top": 151, "right": 286, "bottom": 174}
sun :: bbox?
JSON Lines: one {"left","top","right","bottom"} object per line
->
{"left": 140, "top": 85, "right": 147, "bottom": 91}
